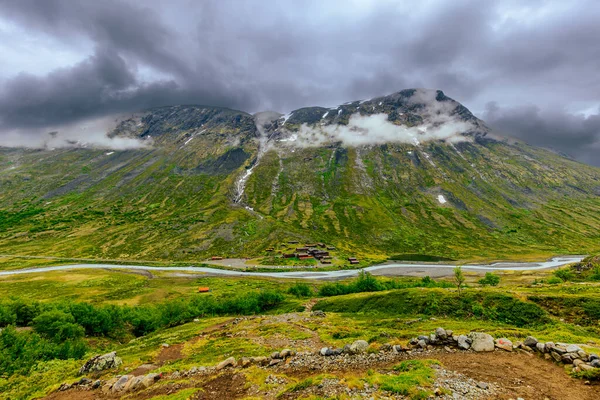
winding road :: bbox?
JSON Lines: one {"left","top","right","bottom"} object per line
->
{"left": 0, "top": 256, "right": 584, "bottom": 280}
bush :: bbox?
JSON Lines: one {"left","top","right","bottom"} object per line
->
{"left": 288, "top": 283, "right": 313, "bottom": 298}
{"left": 553, "top": 268, "right": 573, "bottom": 282}
{"left": 478, "top": 272, "right": 500, "bottom": 286}
{"left": 547, "top": 276, "right": 563, "bottom": 284}
{"left": 32, "top": 310, "right": 85, "bottom": 342}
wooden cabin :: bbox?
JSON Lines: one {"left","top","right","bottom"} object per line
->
{"left": 211, "top": 256, "right": 223, "bottom": 260}
{"left": 296, "top": 247, "right": 309, "bottom": 252}
{"left": 350, "top": 260, "right": 360, "bottom": 265}
{"left": 321, "top": 260, "right": 332, "bottom": 264}
{"left": 283, "top": 253, "right": 297, "bottom": 258}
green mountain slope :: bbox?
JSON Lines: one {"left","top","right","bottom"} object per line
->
{"left": 1, "top": 90, "right": 599, "bottom": 261}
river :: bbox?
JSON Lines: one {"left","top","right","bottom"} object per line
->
{"left": 0, "top": 256, "right": 584, "bottom": 280}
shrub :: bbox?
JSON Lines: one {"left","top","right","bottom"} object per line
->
{"left": 32, "top": 310, "right": 85, "bottom": 342}
{"left": 553, "top": 268, "right": 573, "bottom": 282}
{"left": 478, "top": 272, "right": 500, "bottom": 286}
{"left": 547, "top": 276, "right": 563, "bottom": 284}
{"left": 288, "top": 283, "right": 313, "bottom": 298}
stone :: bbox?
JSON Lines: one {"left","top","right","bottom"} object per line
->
{"left": 280, "top": 349, "right": 292, "bottom": 358}
{"left": 435, "top": 327, "right": 448, "bottom": 340}
{"left": 269, "top": 358, "right": 283, "bottom": 366}
{"left": 573, "top": 359, "right": 585, "bottom": 367}
{"left": 102, "top": 378, "right": 118, "bottom": 394}
{"left": 112, "top": 375, "right": 132, "bottom": 393}
{"left": 536, "top": 342, "right": 546, "bottom": 353}
{"left": 523, "top": 336, "right": 538, "bottom": 348}
{"left": 468, "top": 332, "right": 495, "bottom": 352}
{"left": 567, "top": 344, "right": 583, "bottom": 353}
{"left": 332, "top": 348, "right": 343, "bottom": 355}
{"left": 446, "top": 329, "right": 453, "bottom": 338}
{"left": 553, "top": 345, "right": 567, "bottom": 355}
{"left": 240, "top": 357, "right": 251, "bottom": 368}
{"left": 92, "top": 380, "right": 101, "bottom": 389}
{"left": 577, "top": 350, "right": 588, "bottom": 361}
{"left": 580, "top": 364, "right": 595, "bottom": 371}
{"left": 216, "top": 357, "right": 236, "bottom": 370}
{"left": 349, "top": 340, "right": 369, "bottom": 354}
{"left": 430, "top": 334, "right": 438, "bottom": 344}
{"left": 124, "top": 376, "right": 145, "bottom": 392}
{"left": 521, "top": 345, "right": 533, "bottom": 352}
{"left": 380, "top": 343, "right": 392, "bottom": 352}
{"left": 161, "top": 343, "right": 170, "bottom": 348}
{"left": 193, "top": 318, "right": 200, "bottom": 322}
{"left": 343, "top": 344, "right": 352, "bottom": 353}
{"left": 311, "top": 310, "right": 326, "bottom": 317}
{"left": 551, "top": 351, "right": 562, "bottom": 362}
{"left": 545, "top": 342, "right": 555, "bottom": 351}
{"left": 495, "top": 338, "right": 513, "bottom": 352}
{"left": 561, "top": 354, "right": 574, "bottom": 364}
{"left": 58, "top": 383, "right": 71, "bottom": 391}
{"left": 170, "top": 371, "right": 181, "bottom": 379}
{"left": 251, "top": 356, "right": 269, "bottom": 365}
{"left": 76, "top": 377, "right": 92, "bottom": 386}
{"left": 457, "top": 335, "right": 471, "bottom": 350}
{"left": 477, "top": 382, "right": 489, "bottom": 390}
{"left": 320, "top": 347, "right": 333, "bottom": 356}
{"left": 417, "top": 340, "right": 427, "bottom": 349}
{"left": 393, "top": 344, "right": 405, "bottom": 353}
{"left": 589, "top": 353, "right": 599, "bottom": 361}
{"left": 271, "top": 351, "right": 281, "bottom": 359}
{"left": 417, "top": 335, "right": 430, "bottom": 344}
{"left": 591, "top": 359, "right": 600, "bottom": 368}
{"left": 141, "top": 373, "right": 161, "bottom": 389}
{"left": 79, "top": 351, "right": 123, "bottom": 375}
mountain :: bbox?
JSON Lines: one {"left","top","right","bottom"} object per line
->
{"left": 1, "top": 89, "right": 599, "bottom": 262}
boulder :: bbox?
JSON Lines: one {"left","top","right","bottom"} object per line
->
{"left": 589, "top": 353, "right": 599, "bottom": 361}
{"left": 240, "top": 357, "right": 251, "bottom": 368}
{"left": 567, "top": 344, "right": 583, "bottom": 353}
{"left": 417, "top": 335, "right": 430, "bottom": 344}
{"left": 79, "top": 351, "right": 123, "bottom": 375}
{"left": 311, "top": 310, "right": 326, "bottom": 317}
{"left": 380, "top": 343, "right": 392, "bottom": 352}
{"left": 270, "top": 351, "right": 281, "bottom": 359}
{"left": 580, "top": 364, "right": 595, "bottom": 371}
{"left": 216, "top": 357, "right": 236, "bottom": 370}
{"left": 251, "top": 356, "right": 269, "bottom": 366}
{"left": 124, "top": 376, "right": 144, "bottom": 392}
{"left": 495, "top": 338, "right": 513, "bottom": 352}
{"left": 536, "top": 342, "right": 546, "bottom": 353}
{"left": 349, "top": 340, "right": 369, "bottom": 354}
{"left": 591, "top": 359, "right": 600, "bottom": 368}
{"left": 457, "top": 335, "right": 471, "bottom": 350}
{"left": 417, "top": 339, "right": 427, "bottom": 349}
{"left": 280, "top": 349, "right": 292, "bottom": 358}
{"left": 561, "top": 354, "right": 574, "bottom": 364}
{"left": 320, "top": 347, "right": 333, "bottom": 356}
{"left": 429, "top": 334, "right": 438, "bottom": 344}
{"left": 446, "top": 329, "right": 453, "bottom": 338}
{"left": 112, "top": 375, "right": 132, "bottom": 393}
{"left": 523, "top": 336, "right": 538, "bottom": 348}
{"left": 551, "top": 351, "right": 562, "bottom": 362}
{"left": 393, "top": 344, "right": 406, "bottom": 353}
{"left": 468, "top": 332, "right": 495, "bottom": 352}
{"left": 92, "top": 380, "right": 101, "bottom": 389}
{"left": 435, "top": 327, "right": 448, "bottom": 340}
{"left": 141, "top": 373, "right": 161, "bottom": 389}
{"left": 269, "top": 358, "right": 283, "bottom": 366}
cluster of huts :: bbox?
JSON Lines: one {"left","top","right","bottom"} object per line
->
{"left": 267, "top": 241, "right": 359, "bottom": 265}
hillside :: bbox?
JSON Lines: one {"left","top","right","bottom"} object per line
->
{"left": 1, "top": 89, "right": 599, "bottom": 262}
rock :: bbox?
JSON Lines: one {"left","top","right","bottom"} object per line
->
{"left": 590, "top": 359, "right": 600, "bottom": 368}
{"left": 536, "top": 342, "right": 546, "bottom": 353}
{"left": 567, "top": 344, "right": 583, "bottom": 353}
{"left": 553, "top": 345, "right": 567, "bottom": 354}
{"left": 280, "top": 349, "right": 292, "bottom": 358}
{"left": 311, "top": 310, "right": 326, "bottom": 317}
{"left": 320, "top": 347, "right": 333, "bottom": 356}
{"left": 92, "top": 380, "right": 101, "bottom": 389}
{"left": 477, "top": 382, "right": 489, "bottom": 390}
{"left": 161, "top": 343, "right": 170, "bottom": 348}
{"left": 468, "top": 332, "right": 495, "bottom": 352}
{"left": 271, "top": 351, "right": 281, "bottom": 359}
{"left": 589, "top": 353, "right": 599, "bottom": 361}
{"left": 561, "top": 354, "right": 574, "bottom": 364}
{"left": 102, "top": 378, "right": 118, "bottom": 394}
{"left": 551, "top": 351, "right": 562, "bottom": 362}
{"left": 457, "top": 335, "right": 471, "bottom": 350}
{"left": 577, "top": 350, "right": 588, "bottom": 361}
{"left": 380, "top": 343, "right": 392, "bottom": 352}
{"left": 79, "top": 351, "right": 123, "bottom": 375}
{"left": 521, "top": 345, "right": 533, "bottom": 352}
{"left": 170, "top": 371, "right": 181, "bottom": 379}
{"left": 76, "top": 377, "right": 92, "bottom": 386}
{"left": 574, "top": 359, "right": 585, "bottom": 367}
{"left": 545, "top": 342, "right": 555, "bottom": 351}
{"left": 216, "top": 357, "right": 236, "bottom": 370}
{"left": 240, "top": 357, "right": 251, "bottom": 368}
{"left": 417, "top": 339, "right": 427, "bottom": 349}
{"left": 343, "top": 344, "right": 352, "bottom": 353}
{"left": 349, "top": 340, "right": 369, "bottom": 354}
{"left": 523, "top": 336, "right": 538, "bottom": 348}
{"left": 124, "top": 376, "right": 145, "bottom": 392}
{"left": 268, "top": 358, "right": 283, "bottom": 366}
{"left": 393, "top": 344, "right": 406, "bottom": 353}
{"left": 580, "top": 364, "right": 595, "bottom": 371}
{"left": 58, "top": 383, "right": 71, "bottom": 391}
{"left": 112, "top": 375, "right": 132, "bottom": 393}
{"left": 495, "top": 338, "right": 513, "bottom": 352}
{"left": 332, "top": 348, "right": 343, "bottom": 355}
{"left": 251, "top": 356, "right": 269, "bottom": 366}
{"left": 435, "top": 327, "right": 448, "bottom": 340}
{"left": 193, "top": 318, "right": 200, "bottom": 322}
{"left": 430, "top": 334, "right": 438, "bottom": 344}
{"left": 141, "top": 373, "right": 161, "bottom": 389}
{"left": 417, "top": 335, "right": 430, "bottom": 344}
{"left": 446, "top": 329, "right": 453, "bottom": 338}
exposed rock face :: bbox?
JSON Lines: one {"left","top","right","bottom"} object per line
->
{"left": 468, "top": 333, "right": 495, "bottom": 352}
{"left": 79, "top": 351, "right": 123, "bottom": 375}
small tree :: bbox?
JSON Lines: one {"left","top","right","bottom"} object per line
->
{"left": 478, "top": 272, "right": 500, "bottom": 286}
{"left": 454, "top": 266, "right": 465, "bottom": 295}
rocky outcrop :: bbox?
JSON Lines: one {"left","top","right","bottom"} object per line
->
{"left": 78, "top": 351, "right": 123, "bottom": 375}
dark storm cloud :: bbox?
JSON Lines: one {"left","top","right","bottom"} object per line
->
{"left": 484, "top": 103, "right": 600, "bottom": 166}
{"left": 0, "top": 0, "right": 600, "bottom": 165}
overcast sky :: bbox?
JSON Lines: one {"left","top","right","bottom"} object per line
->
{"left": 0, "top": 0, "right": 599, "bottom": 165}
